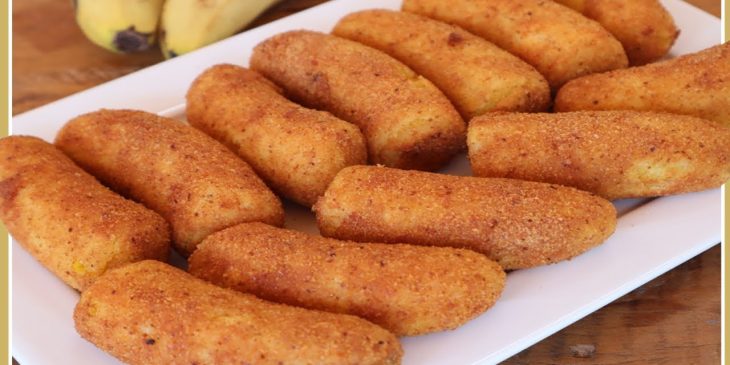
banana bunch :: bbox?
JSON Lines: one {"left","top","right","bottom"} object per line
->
{"left": 74, "top": 0, "right": 279, "bottom": 58}
{"left": 75, "top": 0, "right": 165, "bottom": 53}
{"left": 160, "top": 0, "right": 279, "bottom": 58}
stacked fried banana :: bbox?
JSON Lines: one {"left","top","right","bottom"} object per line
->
{"left": 4, "top": 1, "right": 729, "bottom": 364}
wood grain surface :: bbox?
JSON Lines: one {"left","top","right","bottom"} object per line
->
{"left": 11, "top": 1, "right": 721, "bottom": 364}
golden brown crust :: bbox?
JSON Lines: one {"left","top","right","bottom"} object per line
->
{"left": 74, "top": 260, "right": 402, "bottom": 365}
{"left": 332, "top": 9, "right": 550, "bottom": 119}
{"left": 554, "top": 0, "right": 679, "bottom": 65}
{"left": 189, "top": 222, "right": 505, "bottom": 336}
{"left": 186, "top": 64, "right": 367, "bottom": 206}
{"left": 250, "top": 30, "right": 465, "bottom": 171}
{"left": 468, "top": 111, "right": 730, "bottom": 200}
{"left": 55, "top": 109, "right": 284, "bottom": 256}
{"left": 314, "top": 166, "right": 616, "bottom": 270}
{"left": 0, "top": 136, "right": 170, "bottom": 290}
{"left": 402, "top": 0, "right": 628, "bottom": 89}
{"left": 555, "top": 43, "right": 730, "bottom": 126}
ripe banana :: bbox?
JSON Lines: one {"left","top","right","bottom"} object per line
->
{"left": 160, "top": 0, "right": 279, "bottom": 59}
{"left": 75, "top": 0, "right": 165, "bottom": 53}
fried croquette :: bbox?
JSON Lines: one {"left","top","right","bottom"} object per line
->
{"left": 189, "top": 222, "right": 506, "bottom": 336}
{"left": 555, "top": 43, "right": 730, "bottom": 126}
{"left": 402, "top": 0, "right": 628, "bottom": 89}
{"left": 314, "top": 166, "right": 616, "bottom": 270}
{"left": 186, "top": 64, "right": 367, "bottom": 206}
{"left": 74, "top": 260, "right": 402, "bottom": 365}
{"left": 553, "top": 0, "right": 679, "bottom": 65}
{"left": 55, "top": 109, "right": 284, "bottom": 256}
{"left": 250, "top": 30, "right": 465, "bottom": 171}
{"left": 468, "top": 111, "right": 730, "bottom": 200}
{"left": 332, "top": 9, "right": 550, "bottom": 119}
{"left": 0, "top": 136, "right": 169, "bottom": 290}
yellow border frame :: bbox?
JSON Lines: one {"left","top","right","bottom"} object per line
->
{"left": 720, "top": 0, "right": 730, "bottom": 363}
{"left": 2, "top": 0, "right": 9, "bottom": 363}
{"left": 0, "top": 1, "right": 727, "bottom": 364}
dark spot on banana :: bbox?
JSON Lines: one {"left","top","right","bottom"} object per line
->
{"left": 113, "top": 26, "right": 153, "bottom": 53}
{"left": 158, "top": 29, "right": 177, "bottom": 58}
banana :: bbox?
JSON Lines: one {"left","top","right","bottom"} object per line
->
{"left": 160, "top": 0, "right": 279, "bottom": 59}
{"left": 75, "top": 0, "right": 165, "bottom": 53}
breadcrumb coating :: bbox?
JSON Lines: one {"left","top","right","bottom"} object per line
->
{"left": 333, "top": 9, "right": 550, "bottom": 119}
{"left": 250, "top": 30, "right": 465, "bottom": 171}
{"left": 0, "top": 136, "right": 170, "bottom": 290}
{"left": 74, "top": 260, "right": 402, "bottom": 365}
{"left": 186, "top": 64, "right": 367, "bottom": 206}
{"left": 402, "top": 0, "right": 628, "bottom": 89}
{"left": 555, "top": 43, "right": 730, "bottom": 126}
{"left": 468, "top": 111, "right": 730, "bottom": 200}
{"left": 55, "top": 109, "right": 283, "bottom": 256}
{"left": 314, "top": 166, "right": 616, "bottom": 270}
{"left": 553, "top": 0, "right": 679, "bottom": 65}
{"left": 189, "top": 222, "right": 505, "bottom": 336}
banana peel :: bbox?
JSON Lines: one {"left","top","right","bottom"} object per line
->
{"left": 159, "top": 0, "right": 280, "bottom": 59}
{"left": 74, "top": 0, "right": 165, "bottom": 53}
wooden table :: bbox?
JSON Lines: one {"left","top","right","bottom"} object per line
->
{"left": 12, "top": 0, "right": 721, "bottom": 364}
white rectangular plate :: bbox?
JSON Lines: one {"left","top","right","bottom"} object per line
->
{"left": 11, "top": 1, "right": 722, "bottom": 364}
